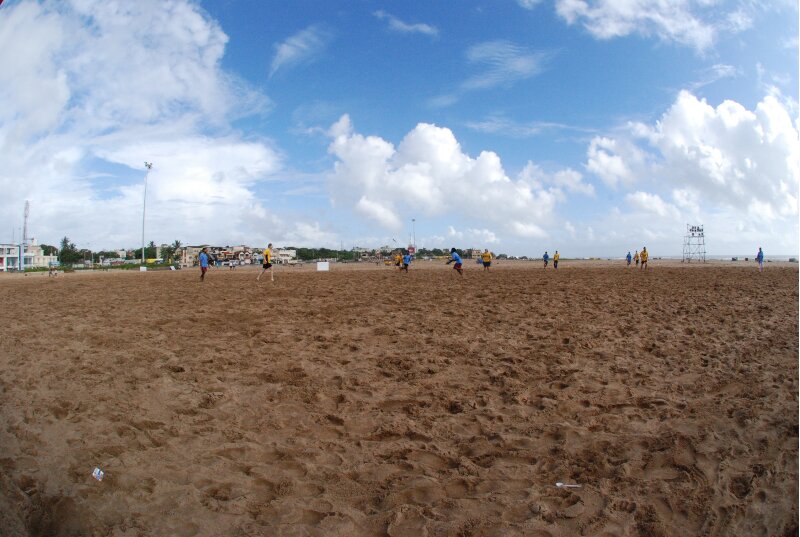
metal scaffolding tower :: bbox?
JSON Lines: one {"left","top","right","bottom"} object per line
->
{"left": 682, "top": 224, "right": 706, "bottom": 263}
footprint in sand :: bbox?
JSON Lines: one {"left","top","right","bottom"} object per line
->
{"left": 387, "top": 505, "right": 430, "bottom": 537}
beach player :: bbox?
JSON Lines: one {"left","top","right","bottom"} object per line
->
{"left": 446, "top": 248, "right": 463, "bottom": 276}
{"left": 626, "top": 251, "right": 632, "bottom": 267}
{"left": 257, "top": 243, "right": 274, "bottom": 282}
{"left": 481, "top": 249, "right": 492, "bottom": 271}
{"left": 756, "top": 247, "right": 764, "bottom": 272}
{"left": 402, "top": 252, "right": 412, "bottom": 272}
{"left": 394, "top": 251, "right": 402, "bottom": 270}
{"left": 640, "top": 247, "right": 648, "bottom": 269}
{"left": 199, "top": 247, "right": 209, "bottom": 281}
{"left": 553, "top": 250, "right": 560, "bottom": 269}
{"left": 634, "top": 250, "right": 640, "bottom": 267}
{"left": 543, "top": 251, "right": 549, "bottom": 268}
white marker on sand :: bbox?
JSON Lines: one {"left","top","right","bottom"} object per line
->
{"left": 555, "top": 482, "right": 581, "bottom": 488}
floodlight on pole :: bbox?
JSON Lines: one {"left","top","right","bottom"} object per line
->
{"left": 412, "top": 218, "right": 416, "bottom": 249}
{"left": 141, "top": 162, "right": 153, "bottom": 265}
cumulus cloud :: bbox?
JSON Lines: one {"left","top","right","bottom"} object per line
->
{"left": 554, "top": 0, "right": 747, "bottom": 51}
{"left": 583, "top": 91, "right": 799, "bottom": 253}
{"left": 585, "top": 136, "right": 648, "bottom": 187}
{"left": 641, "top": 91, "right": 799, "bottom": 217}
{"left": 327, "top": 115, "right": 567, "bottom": 238}
{"left": 270, "top": 24, "right": 331, "bottom": 77}
{"left": 626, "top": 191, "right": 680, "bottom": 218}
{"left": 374, "top": 11, "right": 438, "bottom": 36}
{"left": 0, "top": 0, "right": 328, "bottom": 249}
{"left": 520, "top": 162, "right": 595, "bottom": 196}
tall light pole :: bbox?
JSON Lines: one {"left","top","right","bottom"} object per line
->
{"left": 141, "top": 162, "right": 152, "bottom": 265}
{"left": 412, "top": 218, "right": 416, "bottom": 249}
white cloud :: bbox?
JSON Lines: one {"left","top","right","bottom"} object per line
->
{"left": 554, "top": 0, "right": 748, "bottom": 51}
{"left": 671, "top": 188, "right": 701, "bottom": 214}
{"left": 374, "top": 11, "right": 438, "bottom": 36}
{"left": 520, "top": 162, "right": 595, "bottom": 196}
{"left": 585, "top": 136, "right": 647, "bottom": 187}
{"left": 465, "top": 115, "right": 596, "bottom": 138}
{"left": 0, "top": 0, "right": 327, "bottom": 249}
{"left": 328, "top": 115, "right": 567, "bottom": 238}
{"left": 270, "top": 24, "right": 331, "bottom": 77}
{"left": 643, "top": 91, "right": 799, "bottom": 217}
{"left": 447, "top": 227, "right": 499, "bottom": 244}
{"left": 582, "top": 91, "right": 799, "bottom": 254}
{"left": 517, "top": 0, "right": 544, "bottom": 9}
{"left": 356, "top": 196, "right": 402, "bottom": 230}
{"left": 463, "top": 40, "right": 548, "bottom": 90}
{"left": 626, "top": 191, "right": 680, "bottom": 218}
{"left": 428, "top": 41, "right": 549, "bottom": 107}
{"left": 689, "top": 63, "right": 740, "bottom": 90}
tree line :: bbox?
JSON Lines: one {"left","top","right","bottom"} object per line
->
{"left": 43, "top": 238, "right": 505, "bottom": 264}
{"left": 45, "top": 237, "right": 183, "bottom": 264}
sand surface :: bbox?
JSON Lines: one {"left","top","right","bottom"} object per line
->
{"left": 0, "top": 262, "right": 797, "bottom": 536}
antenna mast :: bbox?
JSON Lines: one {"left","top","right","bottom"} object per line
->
{"left": 23, "top": 200, "right": 30, "bottom": 244}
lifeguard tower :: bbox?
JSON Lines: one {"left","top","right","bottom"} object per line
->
{"left": 682, "top": 224, "right": 706, "bottom": 263}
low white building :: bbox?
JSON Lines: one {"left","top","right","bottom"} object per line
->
{"left": 0, "top": 240, "right": 57, "bottom": 271}
{"left": 25, "top": 240, "right": 58, "bottom": 268}
{"left": 0, "top": 244, "right": 22, "bottom": 272}
{"left": 274, "top": 248, "right": 297, "bottom": 264}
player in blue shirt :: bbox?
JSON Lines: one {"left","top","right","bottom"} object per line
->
{"left": 626, "top": 251, "right": 632, "bottom": 267}
{"left": 756, "top": 247, "right": 764, "bottom": 272}
{"left": 446, "top": 248, "right": 463, "bottom": 276}
{"left": 402, "top": 252, "right": 412, "bottom": 272}
{"left": 199, "top": 247, "right": 209, "bottom": 281}
{"left": 543, "top": 251, "right": 549, "bottom": 268}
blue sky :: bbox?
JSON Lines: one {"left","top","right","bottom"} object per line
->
{"left": 0, "top": 0, "right": 797, "bottom": 255}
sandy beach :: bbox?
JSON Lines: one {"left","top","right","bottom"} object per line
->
{"left": 0, "top": 261, "right": 797, "bottom": 536}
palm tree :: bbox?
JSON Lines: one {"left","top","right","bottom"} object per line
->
{"left": 169, "top": 239, "right": 182, "bottom": 264}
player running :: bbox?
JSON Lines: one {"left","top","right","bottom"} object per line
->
{"left": 634, "top": 250, "right": 640, "bottom": 267}
{"left": 640, "top": 247, "right": 649, "bottom": 269}
{"left": 543, "top": 251, "right": 549, "bottom": 268}
{"left": 553, "top": 250, "right": 560, "bottom": 269}
{"left": 446, "top": 248, "right": 463, "bottom": 276}
{"left": 257, "top": 243, "right": 274, "bottom": 282}
{"left": 481, "top": 249, "right": 492, "bottom": 271}
{"left": 626, "top": 251, "right": 632, "bottom": 267}
{"left": 401, "top": 252, "right": 412, "bottom": 273}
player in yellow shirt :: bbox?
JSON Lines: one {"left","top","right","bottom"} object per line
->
{"left": 393, "top": 251, "right": 402, "bottom": 270}
{"left": 640, "top": 246, "right": 648, "bottom": 269}
{"left": 553, "top": 250, "right": 560, "bottom": 269}
{"left": 634, "top": 250, "right": 639, "bottom": 267}
{"left": 481, "top": 249, "right": 492, "bottom": 271}
{"left": 256, "top": 243, "right": 274, "bottom": 282}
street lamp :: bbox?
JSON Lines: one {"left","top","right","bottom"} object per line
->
{"left": 141, "top": 162, "right": 153, "bottom": 265}
{"left": 412, "top": 218, "right": 416, "bottom": 249}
